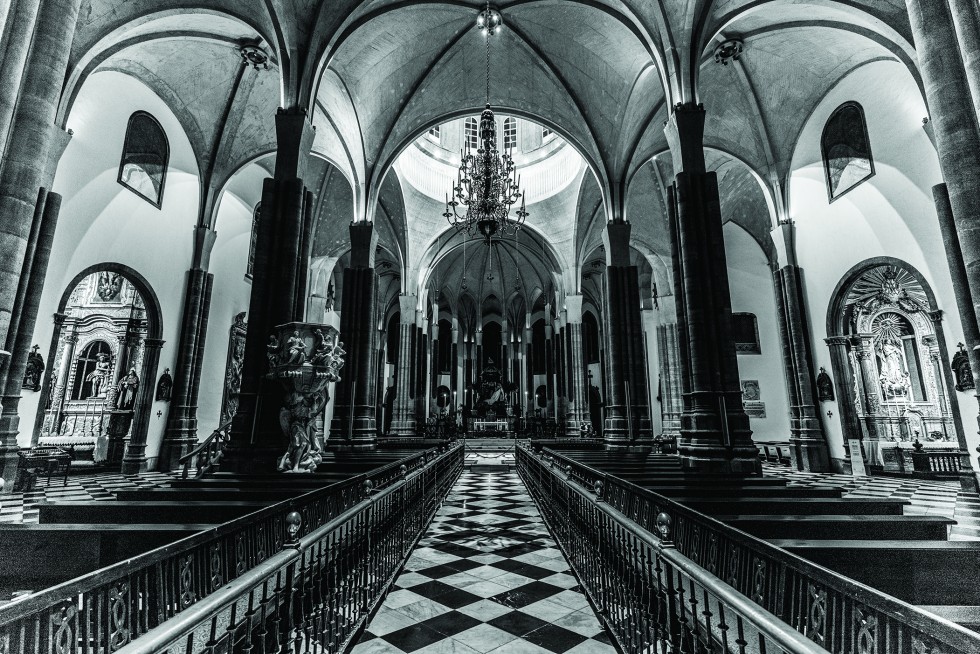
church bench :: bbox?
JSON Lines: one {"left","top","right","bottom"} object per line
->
{"left": 36, "top": 500, "right": 266, "bottom": 524}
{"left": 675, "top": 496, "right": 910, "bottom": 516}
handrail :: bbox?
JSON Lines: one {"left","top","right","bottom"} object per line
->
{"left": 178, "top": 420, "right": 233, "bottom": 478}
{"left": 535, "top": 449, "right": 828, "bottom": 653}
{"left": 112, "top": 445, "right": 463, "bottom": 654}
{"left": 0, "top": 444, "right": 456, "bottom": 653}
{"left": 530, "top": 445, "right": 980, "bottom": 654}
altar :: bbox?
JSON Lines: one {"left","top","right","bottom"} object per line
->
{"left": 472, "top": 420, "right": 509, "bottom": 432}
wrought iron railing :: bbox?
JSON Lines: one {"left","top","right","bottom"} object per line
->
{"left": 178, "top": 421, "right": 233, "bottom": 479}
{"left": 0, "top": 444, "right": 462, "bottom": 654}
{"left": 518, "top": 445, "right": 980, "bottom": 654}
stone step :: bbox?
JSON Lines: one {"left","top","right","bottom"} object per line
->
{"left": 646, "top": 485, "right": 841, "bottom": 499}
{"left": 719, "top": 514, "right": 954, "bottom": 540}
{"left": 678, "top": 496, "right": 910, "bottom": 516}
{"left": 115, "top": 488, "right": 305, "bottom": 502}
{"left": 769, "top": 539, "right": 980, "bottom": 605}
{"left": 37, "top": 500, "right": 265, "bottom": 524}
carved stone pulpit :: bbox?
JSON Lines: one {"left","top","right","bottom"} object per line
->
{"left": 266, "top": 322, "right": 345, "bottom": 473}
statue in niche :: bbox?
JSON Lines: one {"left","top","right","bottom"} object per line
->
{"left": 155, "top": 368, "right": 173, "bottom": 401}
{"left": 325, "top": 282, "right": 335, "bottom": 311}
{"left": 816, "top": 367, "right": 835, "bottom": 401}
{"left": 286, "top": 331, "right": 306, "bottom": 365}
{"left": 116, "top": 367, "right": 140, "bottom": 410}
{"left": 86, "top": 352, "right": 112, "bottom": 398}
{"left": 96, "top": 271, "right": 123, "bottom": 302}
{"left": 877, "top": 340, "right": 911, "bottom": 400}
{"left": 952, "top": 342, "right": 975, "bottom": 392}
{"left": 22, "top": 345, "right": 44, "bottom": 392}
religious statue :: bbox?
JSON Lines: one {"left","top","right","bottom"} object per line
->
{"left": 277, "top": 389, "right": 328, "bottom": 473}
{"left": 96, "top": 271, "right": 123, "bottom": 301}
{"left": 286, "top": 331, "right": 306, "bottom": 365}
{"left": 22, "top": 345, "right": 44, "bottom": 392}
{"left": 116, "top": 367, "right": 140, "bottom": 410}
{"left": 877, "top": 340, "right": 911, "bottom": 400}
{"left": 86, "top": 352, "right": 112, "bottom": 398}
{"left": 816, "top": 367, "right": 835, "bottom": 401}
{"left": 155, "top": 368, "right": 173, "bottom": 401}
{"left": 266, "top": 334, "right": 281, "bottom": 368}
{"left": 221, "top": 313, "right": 247, "bottom": 425}
{"left": 952, "top": 342, "right": 975, "bottom": 392}
{"left": 325, "top": 281, "right": 335, "bottom": 311}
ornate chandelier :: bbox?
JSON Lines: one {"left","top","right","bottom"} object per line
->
{"left": 443, "top": 2, "right": 528, "bottom": 243}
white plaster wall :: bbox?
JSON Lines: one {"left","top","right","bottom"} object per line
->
{"left": 788, "top": 59, "right": 978, "bottom": 469}
{"left": 20, "top": 71, "right": 200, "bottom": 468}
{"left": 725, "top": 224, "right": 792, "bottom": 442}
{"left": 197, "top": 162, "right": 267, "bottom": 432}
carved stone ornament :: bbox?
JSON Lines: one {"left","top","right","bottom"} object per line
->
{"left": 952, "top": 342, "right": 974, "bottom": 392}
{"left": 714, "top": 38, "right": 743, "bottom": 66}
{"left": 267, "top": 322, "right": 346, "bottom": 473}
{"left": 22, "top": 344, "right": 44, "bottom": 392}
{"left": 220, "top": 313, "right": 247, "bottom": 425}
{"left": 816, "top": 367, "right": 835, "bottom": 402}
{"left": 96, "top": 271, "right": 123, "bottom": 301}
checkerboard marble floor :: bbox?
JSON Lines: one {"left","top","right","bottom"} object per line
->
{"left": 352, "top": 471, "right": 618, "bottom": 654}
{"left": 761, "top": 462, "right": 980, "bottom": 540}
{"left": 0, "top": 471, "right": 173, "bottom": 524}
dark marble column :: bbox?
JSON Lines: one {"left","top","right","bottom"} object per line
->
{"left": 602, "top": 222, "right": 651, "bottom": 445}
{"left": 416, "top": 324, "right": 427, "bottom": 423}
{"left": 159, "top": 228, "right": 216, "bottom": 470}
{"left": 0, "top": 0, "right": 80, "bottom": 350}
{"left": 0, "top": 190, "right": 62, "bottom": 481}
{"left": 227, "top": 110, "right": 316, "bottom": 468}
{"left": 390, "top": 294, "right": 417, "bottom": 436}
{"left": 545, "top": 324, "right": 555, "bottom": 418}
{"left": 329, "top": 223, "right": 379, "bottom": 447}
{"left": 772, "top": 234, "right": 831, "bottom": 471}
{"left": 906, "top": 0, "right": 980, "bottom": 335}
{"left": 665, "top": 103, "right": 758, "bottom": 473}
{"left": 121, "top": 338, "right": 164, "bottom": 473}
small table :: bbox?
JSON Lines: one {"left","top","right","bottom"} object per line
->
{"left": 14, "top": 447, "right": 71, "bottom": 492}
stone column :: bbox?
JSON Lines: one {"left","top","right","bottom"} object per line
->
{"left": 121, "top": 338, "right": 163, "bottom": 474}
{"left": 948, "top": 0, "right": 980, "bottom": 130}
{"left": 0, "top": 0, "right": 41, "bottom": 160}
{"left": 329, "top": 223, "right": 379, "bottom": 447}
{"left": 906, "top": 0, "right": 980, "bottom": 335}
{"left": 665, "top": 103, "right": 758, "bottom": 473}
{"left": 390, "top": 294, "right": 417, "bottom": 436}
{"left": 852, "top": 336, "right": 882, "bottom": 441}
{"left": 451, "top": 324, "right": 460, "bottom": 406}
{"left": 656, "top": 297, "right": 683, "bottom": 440}
{"left": 565, "top": 298, "right": 589, "bottom": 433}
{"left": 545, "top": 322, "right": 555, "bottom": 418}
{"left": 0, "top": 189, "right": 62, "bottom": 475}
{"left": 0, "top": 0, "right": 81, "bottom": 350}
{"left": 772, "top": 222, "right": 831, "bottom": 471}
{"left": 228, "top": 110, "right": 316, "bottom": 468}
{"left": 416, "top": 318, "right": 428, "bottom": 423}
{"left": 43, "top": 317, "right": 76, "bottom": 441}
{"left": 159, "top": 228, "right": 216, "bottom": 470}
{"left": 602, "top": 222, "right": 651, "bottom": 445}
{"left": 555, "top": 318, "right": 566, "bottom": 421}
{"left": 824, "top": 336, "right": 863, "bottom": 445}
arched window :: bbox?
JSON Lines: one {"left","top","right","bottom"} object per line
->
{"left": 821, "top": 102, "right": 874, "bottom": 201}
{"left": 427, "top": 125, "right": 441, "bottom": 143}
{"left": 542, "top": 127, "right": 553, "bottom": 141}
{"left": 118, "top": 111, "right": 169, "bottom": 207}
{"left": 71, "top": 340, "right": 113, "bottom": 401}
{"left": 503, "top": 117, "right": 517, "bottom": 150}
{"left": 464, "top": 117, "right": 479, "bottom": 151}
{"left": 247, "top": 203, "right": 260, "bottom": 279}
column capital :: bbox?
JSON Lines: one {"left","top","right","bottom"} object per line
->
{"left": 772, "top": 220, "right": 798, "bottom": 267}
{"left": 191, "top": 226, "right": 218, "bottom": 271}
{"left": 398, "top": 294, "right": 417, "bottom": 322}
{"left": 565, "top": 294, "right": 584, "bottom": 323}
{"left": 273, "top": 108, "right": 315, "bottom": 180}
{"left": 663, "top": 102, "right": 706, "bottom": 175}
{"left": 602, "top": 221, "right": 632, "bottom": 266}
{"left": 143, "top": 338, "right": 165, "bottom": 350}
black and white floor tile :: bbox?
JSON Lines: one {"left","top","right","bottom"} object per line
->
{"left": 762, "top": 462, "right": 980, "bottom": 540}
{"left": 352, "top": 471, "right": 618, "bottom": 654}
{"left": 0, "top": 471, "right": 173, "bottom": 524}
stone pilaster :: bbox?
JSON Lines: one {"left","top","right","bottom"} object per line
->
{"left": 228, "top": 109, "right": 316, "bottom": 468}
{"left": 121, "top": 338, "right": 164, "bottom": 474}
{"left": 601, "top": 222, "right": 651, "bottom": 445}
{"left": 329, "top": 223, "right": 379, "bottom": 447}
{"left": 666, "top": 103, "right": 758, "bottom": 473}
{"left": 852, "top": 336, "right": 882, "bottom": 441}
{"left": 655, "top": 297, "right": 683, "bottom": 440}
{"left": 390, "top": 294, "right": 418, "bottom": 436}
{"left": 159, "top": 227, "right": 216, "bottom": 470}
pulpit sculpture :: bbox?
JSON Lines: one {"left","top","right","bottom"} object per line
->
{"left": 267, "top": 323, "right": 345, "bottom": 473}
